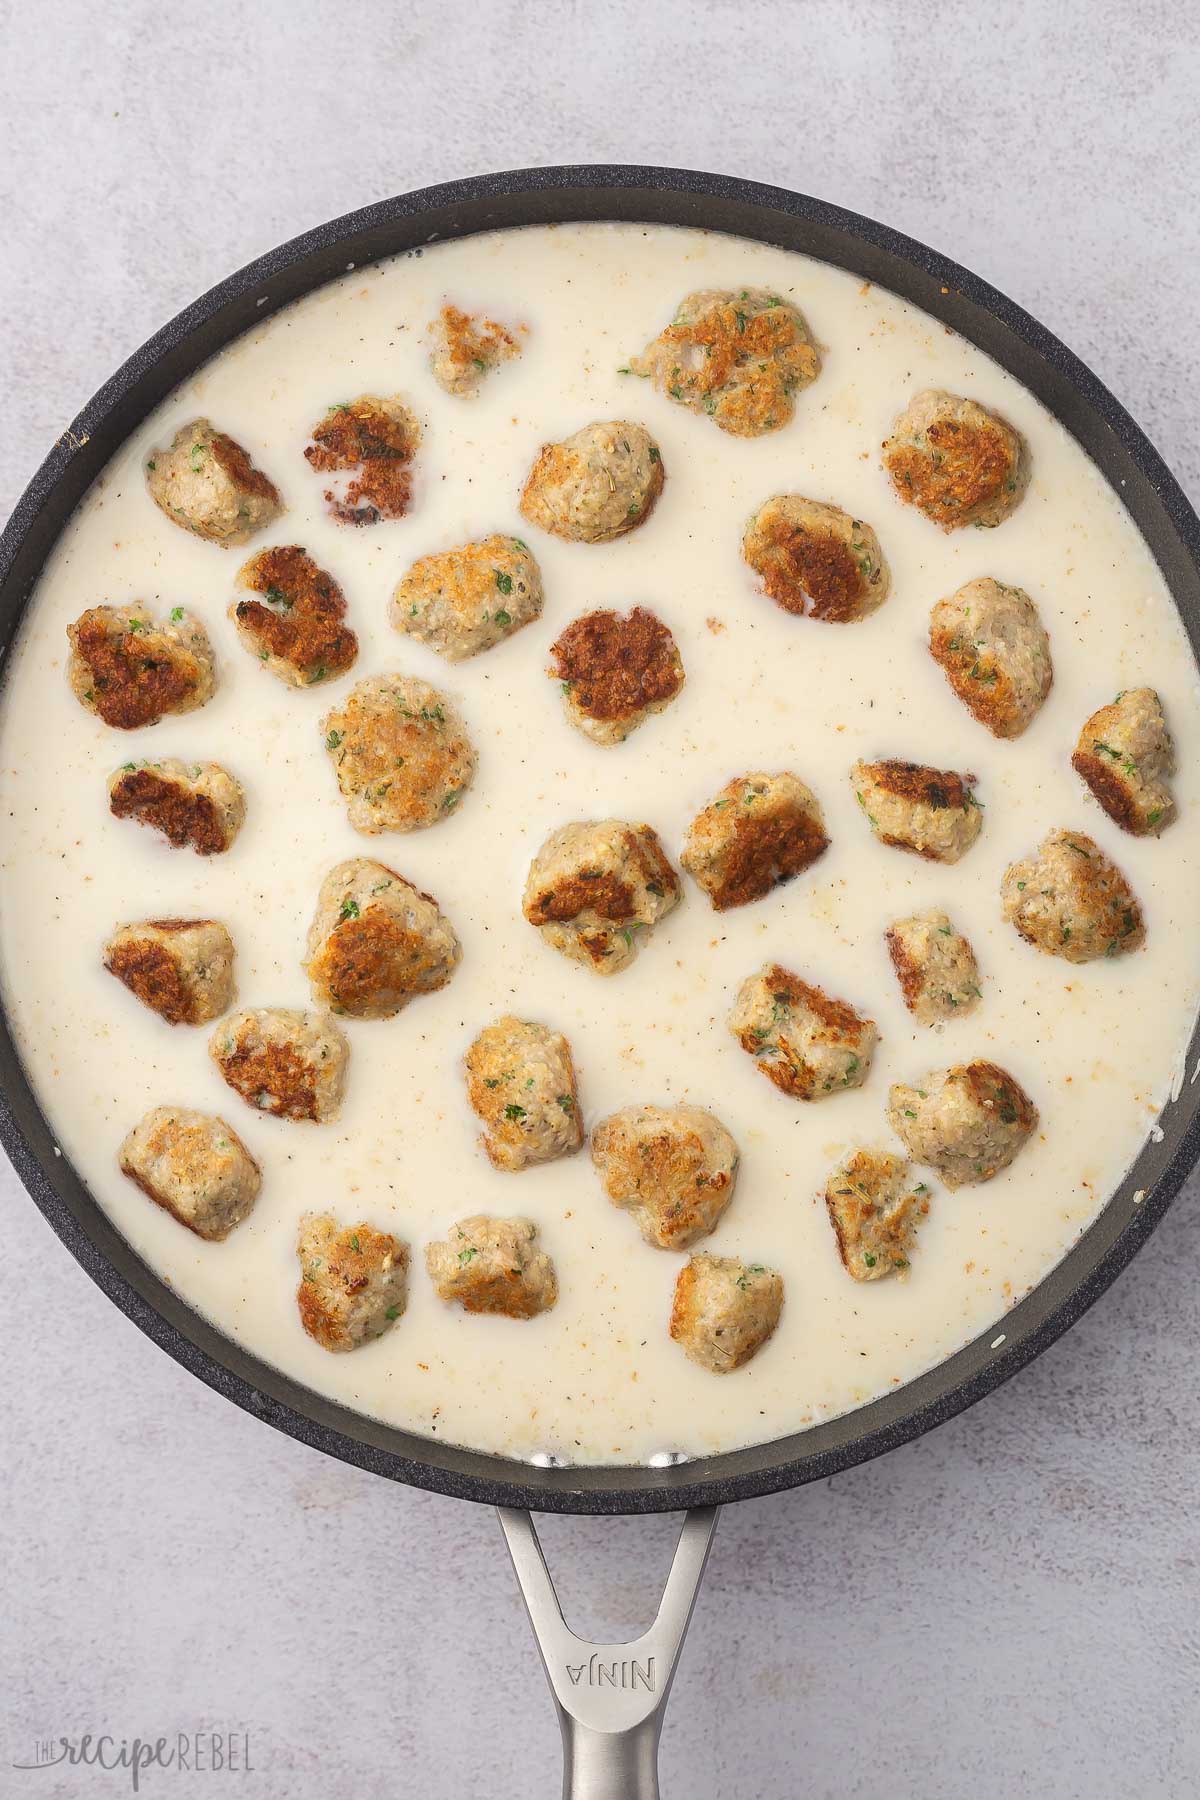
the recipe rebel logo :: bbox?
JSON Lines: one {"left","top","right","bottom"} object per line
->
{"left": 12, "top": 1732, "right": 254, "bottom": 1789}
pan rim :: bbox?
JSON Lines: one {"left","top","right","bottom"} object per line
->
{"left": 3, "top": 162, "right": 1199, "bottom": 1515}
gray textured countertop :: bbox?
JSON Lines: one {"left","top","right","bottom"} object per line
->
{"left": 3, "top": 4, "right": 1198, "bottom": 1795}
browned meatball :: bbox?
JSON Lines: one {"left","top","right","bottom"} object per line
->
{"left": 523, "top": 821, "right": 681, "bottom": 974}
{"left": 630, "top": 288, "right": 820, "bottom": 437}
{"left": 729, "top": 964, "right": 877, "bottom": 1100}
{"left": 1071, "top": 687, "right": 1176, "bottom": 836}
{"left": 304, "top": 859, "right": 459, "bottom": 1019}
{"left": 464, "top": 1017, "right": 583, "bottom": 1172}
{"left": 210, "top": 1008, "right": 349, "bottom": 1123}
{"left": 824, "top": 1150, "right": 931, "bottom": 1281}
{"left": 883, "top": 390, "right": 1028, "bottom": 531}
{"left": 104, "top": 919, "right": 235, "bottom": 1026}
{"left": 591, "top": 1104, "right": 739, "bottom": 1249}
{"left": 681, "top": 772, "right": 828, "bottom": 911}
{"left": 888, "top": 1062, "right": 1038, "bottom": 1187}
{"left": 520, "top": 422, "right": 664, "bottom": 544}
{"left": 428, "top": 303, "right": 524, "bottom": 395}
{"left": 232, "top": 545, "right": 357, "bottom": 688}
{"left": 108, "top": 759, "right": 245, "bottom": 856}
{"left": 1000, "top": 829, "right": 1144, "bottom": 962}
{"left": 68, "top": 606, "right": 216, "bottom": 730}
{"left": 549, "top": 606, "right": 685, "bottom": 745}
{"left": 742, "top": 497, "right": 890, "bottom": 622}
{"left": 885, "top": 911, "right": 982, "bottom": 1025}
{"left": 851, "top": 759, "right": 983, "bottom": 863}
{"left": 145, "top": 419, "right": 282, "bottom": 546}
{"left": 305, "top": 396, "right": 420, "bottom": 525}
{"left": 425, "top": 1216, "right": 558, "bottom": 1319}
{"left": 297, "top": 1212, "right": 410, "bottom": 1351}
{"left": 669, "top": 1254, "right": 784, "bottom": 1373}
{"left": 119, "top": 1107, "right": 260, "bottom": 1240}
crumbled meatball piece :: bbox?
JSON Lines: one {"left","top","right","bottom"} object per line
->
{"left": 119, "top": 1106, "right": 259, "bottom": 1240}
{"left": 681, "top": 772, "right": 828, "bottom": 911}
{"left": 390, "top": 534, "right": 542, "bottom": 661}
{"left": 885, "top": 910, "right": 982, "bottom": 1025}
{"left": 729, "top": 963, "right": 877, "bottom": 1100}
{"left": 929, "top": 578, "right": 1052, "bottom": 738}
{"left": 742, "top": 496, "right": 890, "bottom": 622}
{"left": 669, "top": 1253, "right": 783, "bottom": 1373}
{"left": 1071, "top": 687, "right": 1176, "bottom": 836}
{"left": 305, "top": 859, "right": 459, "bottom": 1019}
{"left": 464, "top": 1016, "right": 583, "bottom": 1172}
{"left": 520, "top": 421, "right": 664, "bottom": 544}
{"left": 591, "top": 1104, "right": 739, "bottom": 1250}
{"left": 630, "top": 288, "right": 820, "bottom": 437}
{"left": 522, "top": 820, "right": 680, "bottom": 974}
{"left": 428, "top": 303, "right": 523, "bottom": 396}
{"left": 304, "top": 396, "right": 419, "bottom": 525}
{"left": 824, "top": 1150, "right": 931, "bottom": 1281}
{"left": 1000, "top": 829, "right": 1144, "bottom": 963}
{"left": 549, "top": 606, "right": 684, "bottom": 744}
{"left": 321, "top": 673, "right": 476, "bottom": 834}
{"left": 104, "top": 919, "right": 235, "bottom": 1026}
{"left": 425, "top": 1216, "right": 558, "bottom": 1319}
{"left": 888, "top": 1061, "right": 1037, "bottom": 1187}
{"left": 210, "top": 1007, "right": 349, "bottom": 1123}
{"left": 145, "top": 419, "right": 281, "bottom": 546}
{"left": 232, "top": 545, "right": 357, "bottom": 688}
{"left": 297, "top": 1212, "right": 409, "bottom": 1352}
{"left": 883, "top": 390, "right": 1028, "bottom": 530}
{"left": 108, "top": 758, "right": 245, "bottom": 856}
{"left": 67, "top": 605, "right": 216, "bottom": 729}
{"left": 851, "top": 759, "right": 983, "bottom": 863}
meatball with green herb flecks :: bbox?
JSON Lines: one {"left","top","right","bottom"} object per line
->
{"left": 305, "top": 396, "right": 420, "bottom": 525}
{"left": 591, "top": 1104, "right": 739, "bottom": 1250}
{"left": 390, "top": 534, "right": 542, "bottom": 661}
{"left": 520, "top": 421, "right": 664, "bottom": 544}
{"left": 425, "top": 1216, "right": 558, "bottom": 1319}
{"left": 305, "top": 859, "right": 459, "bottom": 1019}
{"left": 1071, "top": 687, "right": 1176, "bottom": 836}
{"left": 104, "top": 918, "right": 235, "bottom": 1026}
{"left": 145, "top": 419, "right": 282, "bottom": 546}
{"left": 119, "top": 1106, "right": 260, "bottom": 1240}
{"left": 887, "top": 1061, "right": 1037, "bottom": 1187}
{"left": 108, "top": 758, "right": 245, "bottom": 855}
{"left": 742, "top": 496, "right": 889, "bottom": 622}
{"left": 210, "top": 1007, "right": 349, "bottom": 1123}
{"left": 883, "top": 390, "right": 1028, "bottom": 531}
{"left": 824, "top": 1150, "right": 931, "bottom": 1281}
{"left": 297, "top": 1212, "right": 410, "bottom": 1352}
{"left": 729, "top": 964, "right": 877, "bottom": 1100}
{"left": 321, "top": 673, "right": 476, "bottom": 834}
{"left": 232, "top": 545, "right": 357, "bottom": 688}
{"left": 68, "top": 605, "right": 216, "bottom": 729}
{"left": 885, "top": 910, "right": 982, "bottom": 1025}
{"left": 929, "top": 577, "right": 1052, "bottom": 738}
{"left": 669, "top": 1253, "right": 783, "bottom": 1373}
{"left": 522, "top": 820, "right": 680, "bottom": 974}
{"left": 1000, "top": 829, "right": 1144, "bottom": 962}
{"left": 681, "top": 771, "right": 828, "bottom": 911}
{"left": 630, "top": 289, "right": 820, "bottom": 437}
{"left": 549, "top": 605, "right": 684, "bottom": 745}
{"left": 428, "top": 303, "right": 523, "bottom": 396}
{"left": 851, "top": 759, "right": 983, "bottom": 863}
{"left": 465, "top": 1016, "right": 583, "bottom": 1171}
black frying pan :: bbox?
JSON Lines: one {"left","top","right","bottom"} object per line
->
{"left": 3, "top": 166, "right": 1199, "bottom": 1798}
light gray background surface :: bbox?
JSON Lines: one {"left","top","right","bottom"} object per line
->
{"left": 2, "top": 3, "right": 1198, "bottom": 1795}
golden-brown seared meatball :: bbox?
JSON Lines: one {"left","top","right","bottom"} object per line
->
{"left": 729, "top": 963, "right": 877, "bottom": 1100}
{"left": 681, "top": 771, "right": 828, "bottom": 911}
{"left": 210, "top": 1007, "right": 349, "bottom": 1123}
{"left": 883, "top": 390, "right": 1028, "bottom": 531}
{"left": 108, "top": 758, "right": 245, "bottom": 856}
{"left": 851, "top": 759, "right": 983, "bottom": 863}
{"left": 390, "top": 534, "right": 543, "bottom": 661}
{"left": 68, "top": 605, "right": 216, "bottom": 729}
{"left": 591, "top": 1104, "right": 739, "bottom": 1250}
{"left": 549, "top": 606, "right": 684, "bottom": 745}
{"left": 742, "top": 496, "right": 890, "bottom": 622}
{"left": 464, "top": 1016, "right": 583, "bottom": 1172}
{"left": 145, "top": 419, "right": 282, "bottom": 546}
{"left": 630, "top": 288, "right": 820, "bottom": 437}
{"left": 297, "top": 1212, "right": 409, "bottom": 1352}
{"left": 304, "top": 396, "right": 420, "bottom": 525}
{"left": 1000, "top": 829, "right": 1144, "bottom": 963}
{"left": 669, "top": 1253, "right": 783, "bottom": 1373}
{"left": 104, "top": 919, "right": 235, "bottom": 1026}
{"left": 321, "top": 673, "right": 476, "bottom": 834}
{"left": 427, "top": 302, "right": 523, "bottom": 396}
{"left": 304, "top": 859, "right": 459, "bottom": 1020}
{"left": 887, "top": 1061, "right": 1037, "bottom": 1187}
{"left": 520, "top": 421, "right": 664, "bottom": 544}
{"left": 1071, "top": 687, "right": 1176, "bottom": 836}
{"left": 824, "top": 1150, "right": 931, "bottom": 1281}
{"left": 119, "top": 1106, "right": 259, "bottom": 1240}
{"left": 930, "top": 578, "right": 1052, "bottom": 738}
{"left": 232, "top": 545, "right": 357, "bottom": 688}
{"left": 425, "top": 1216, "right": 558, "bottom": 1319}
{"left": 522, "top": 820, "right": 681, "bottom": 974}
{"left": 885, "top": 910, "right": 982, "bottom": 1025}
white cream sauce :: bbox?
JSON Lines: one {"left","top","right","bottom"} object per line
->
{"left": 2, "top": 223, "right": 1198, "bottom": 1466}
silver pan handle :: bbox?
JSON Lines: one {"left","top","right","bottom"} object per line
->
{"left": 497, "top": 1506, "right": 720, "bottom": 1800}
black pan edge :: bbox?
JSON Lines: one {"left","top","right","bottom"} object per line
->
{"left": 2, "top": 163, "right": 1198, "bottom": 1515}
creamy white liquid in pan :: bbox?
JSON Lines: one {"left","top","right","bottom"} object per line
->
{"left": 2, "top": 223, "right": 1199, "bottom": 1466}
